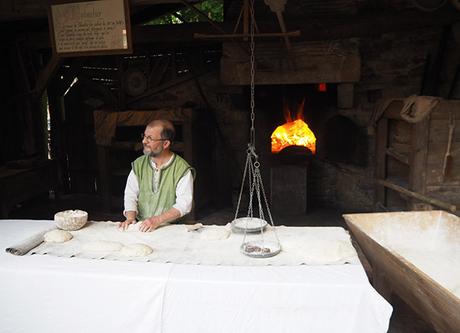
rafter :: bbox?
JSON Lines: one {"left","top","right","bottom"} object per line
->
{"left": 14, "top": 7, "right": 460, "bottom": 48}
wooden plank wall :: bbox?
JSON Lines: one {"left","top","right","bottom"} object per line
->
{"left": 376, "top": 99, "right": 460, "bottom": 213}
{"left": 426, "top": 101, "right": 460, "bottom": 206}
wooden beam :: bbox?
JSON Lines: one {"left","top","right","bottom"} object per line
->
{"left": 243, "top": 0, "right": 249, "bottom": 38}
{"left": 19, "top": 8, "right": 460, "bottom": 48}
{"left": 126, "top": 68, "right": 216, "bottom": 105}
{"left": 376, "top": 178, "right": 457, "bottom": 212}
{"left": 178, "top": 0, "right": 223, "bottom": 33}
{"left": 14, "top": 43, "right": 32, "bottom": 92}
{"left": 409, "top": 118, "right": 430, "bottom": 209}
{"left": 410, "top": 120, "right": 430, "bottom": 190}
{"left": 130, "top": 4, "right": 183, "bottom": 25}
{"left": 137, "top": 8, "right": 460, "bottom": 43}
{"left": 132, "top": 0, "right": 201, "bottom": 4}
{"left": 220, "top": 41, "right": 361, "bottom": 85}
{"left": 33, "top": 53, "right": 62, "bottom": 97}
{"left": 193, "top": 31, "right": 300, "bottom": 39}
{"left": 421, "top": 26, "right": 450, "bottom": 96}
{"left": 386, "top": 147, "right": 409, "bottom": 165}
{"left": 177, "top": 0, "right": 264, "bottom": 66}
{"left": 375, "top": 118, "right": 388, "bottom": 208}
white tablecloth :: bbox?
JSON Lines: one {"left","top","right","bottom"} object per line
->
{"left": 0, "top": 219, "right": 392, "bottom": 333}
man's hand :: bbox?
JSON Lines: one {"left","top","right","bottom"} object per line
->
{"left": 119, "top": 219, "right": 136, "bottom": 231}
{"left": 139, "top": 217, "right": 161, "bottom": 232}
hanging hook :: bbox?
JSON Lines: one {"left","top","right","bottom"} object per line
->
{"left": 247, "top": 143, "right": 258, "bottom": 159}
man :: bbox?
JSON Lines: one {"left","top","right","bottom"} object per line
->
{"left": 119, "top": 119, "right": 194, "bottom": 232}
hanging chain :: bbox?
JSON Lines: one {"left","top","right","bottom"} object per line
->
{"left": 234, "top": 0, "right": 281, "bottom": 257}
{"left": 233, "top": 151, "right": 250, "bottom": 221}
{"left": 249, "top": 0, "right": 256, "bottom": 148}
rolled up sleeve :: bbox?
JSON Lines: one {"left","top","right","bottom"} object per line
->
{"left": 172, "top": 169, "right": 194, "bottom": 217}
{"left": 123, "top": 170, "right": 139, "bottom": 216}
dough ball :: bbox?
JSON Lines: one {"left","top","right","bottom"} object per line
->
{"left": 44, "top": 229, "right": 73, "bottom": 243}
{"left": 120, "top": 243, "right": 153, "bottom": 257}
{"left": 125, "top": 223, "right": 140, "bottom": 232}
{"left": 185, "top": 223, "right": 203, "bottom": 232}
{"left": 200, "top": 227, "right": 230, "bottom": 241}
{"left": 83, "top": 241, "right": 123, "bottom": 253}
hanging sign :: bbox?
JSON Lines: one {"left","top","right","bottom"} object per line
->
{"left": 48, "top": 0, "right": 132, "bottom": 56}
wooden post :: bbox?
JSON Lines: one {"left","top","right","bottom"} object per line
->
{"left": 97, "top": 146, "right": 112, "bottom": 211}
{"left": 409, "top": 118, "right": 430, "bottom": 210}
{"left": 375, "top": 118, "right": 388, "bottom": 209}
{"left": 117, "top": 56, "right": 126, "bottom": 110}
{"left": 34, "top": 54, "right": 62, "bottom": 98}
{"left": 243, "top": 0, "right": 249, "bottom": 41}
{"left": 337, "top": 83, "right": 354, "bottom": 109}
{"left": 182, "top": 109, "right": 195, "bottom": 221}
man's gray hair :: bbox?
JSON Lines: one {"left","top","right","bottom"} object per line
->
{"left": 147, "top": 119, "right": 175, "bottom": 143}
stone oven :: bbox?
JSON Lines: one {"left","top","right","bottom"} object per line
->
{"left": 219, "top": 38, "right": 366, "bottom": 214}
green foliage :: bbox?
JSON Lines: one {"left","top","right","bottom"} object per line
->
{"left": 145, "top": 0, "right": 223, "bottom": 25}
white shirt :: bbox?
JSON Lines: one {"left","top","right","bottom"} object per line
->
{"left": 124, "top": 155, "right": 194, "bottom": 218}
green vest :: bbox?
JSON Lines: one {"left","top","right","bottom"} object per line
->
{"left": 132, "top": 154, "right": 193, "bottom": 221}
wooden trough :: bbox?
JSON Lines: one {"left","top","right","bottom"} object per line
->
{"left": 343, "top": 211, "right": 460, "bottom": 333}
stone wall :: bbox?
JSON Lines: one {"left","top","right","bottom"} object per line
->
{"left": 332, "top": 27, "right": 443, "bottom": 212}
{"left": 210, "top": 27, "right": 446, "bottom": 212}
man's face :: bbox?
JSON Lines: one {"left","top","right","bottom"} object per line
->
{"left": 142, "top": 126, "right": 165, "bottom": 157}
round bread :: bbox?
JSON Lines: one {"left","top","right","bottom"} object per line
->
{"left": 200, "top": 227, "right": 231, "bottom": 241}
{"left": 54, "top": 210, "right": 88, "bottom": 231}
{"left": 44, "top": 229, "right": 73, "bottom": 243}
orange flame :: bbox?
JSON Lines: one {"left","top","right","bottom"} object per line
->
{"left": 271, "top": 99, "right": 316, "bottom": 154}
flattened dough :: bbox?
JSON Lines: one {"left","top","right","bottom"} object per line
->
{"left": 281, "top": 239, "right": 357, "bottom": 264}
{"left": 83, "top": 240, "right": 123, "bottom": 252}
{"left": 200, "top": 227, "right": 230, "bottom": 241}
{"left": 306, "top": 240, "right": 357, "bottom": 264}
{"left": 120, "top": 243, "right": 153, "bottom": 257}
{"left": 44, "top": 229, "right": 73, "bottom": 243}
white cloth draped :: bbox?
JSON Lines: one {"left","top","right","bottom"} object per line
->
{"left": 0, "top": 219, "right": 392, "bottom": 333}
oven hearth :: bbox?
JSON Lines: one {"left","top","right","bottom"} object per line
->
{"left": 270, "top": 146, "right": 312, "bottom": 215}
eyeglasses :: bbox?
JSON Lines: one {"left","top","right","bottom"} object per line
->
{"left": 141, "top": 133, "right": 166, "bottom": 143}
